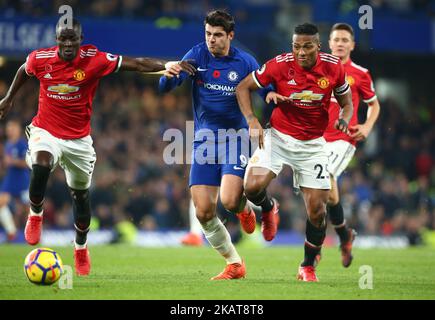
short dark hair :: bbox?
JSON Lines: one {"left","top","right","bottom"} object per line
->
{"left": 204, "top": 10, "right": 235, "bottom": 34}
{"left": 330, "top": 23, "right": 354, "bottom": 39}
{"left": 294, "top": 23, "right": 319, "bottom": 36}
{"left": 56, "top": 18, "right": 82, "bottom": 35}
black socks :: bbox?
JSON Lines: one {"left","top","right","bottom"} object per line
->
{"left": 29, "top": 164, "right": 51, "bottom": 213}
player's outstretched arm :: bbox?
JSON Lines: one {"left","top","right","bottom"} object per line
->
{"left": 236, "top": 74, "right": 265, "bottom": 149}
{"left": 119, "top": 56, "right": 196, "bottom": 77}
{"left": 0, "top": 64, "right": 31, "bottom": 120}
{"left": 334, "top": 89, "right": 354, "bottom": 134}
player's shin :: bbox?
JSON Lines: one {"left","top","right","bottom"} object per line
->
{"left": 71, "top": 189, "right": 91, "bottom": 246}
{"left": 328, "top": 202, "right": 349, "bottom": 244}
{"left": 29, "top": 164, "right": 51, "bottom": 215}
{"left": 200, "top": 216, "right": 242, "bottom": 264}
{"left": 302, "top": 219, "right": 326, "bottom": 267}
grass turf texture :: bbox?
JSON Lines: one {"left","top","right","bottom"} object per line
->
{"left": 1, "top": 244, "right": 434, "bottom": 300}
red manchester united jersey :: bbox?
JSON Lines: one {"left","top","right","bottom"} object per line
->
{"left": 324, "top": 59, "right": 376, "bottom": 145}
{"left": 25, "top": 45, "right": 121, "bottom": 139}
{"left": 253, "top": 52, "right": 349, "bottom": 140}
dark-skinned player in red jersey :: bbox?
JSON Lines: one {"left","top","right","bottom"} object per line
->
{"left": 236, "top": 23, "right": 353, "bottom": 282}
{"left": 0, "top": 19, "right": 196, "bottom": 276}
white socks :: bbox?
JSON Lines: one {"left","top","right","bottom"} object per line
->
{"left": 29, "top": 207, "right": 43, "bottom": 217}
{"left": 201, "top": 216, "right": 242, "bottom": 265}
{"left": 74, "top": 240, "right": 87, "bottom": 249}
{"left": 0, "top": 205, "right": 16, "bottom": 235}
{"left": 189, "top": 199, "right": 203, "bottom": 236}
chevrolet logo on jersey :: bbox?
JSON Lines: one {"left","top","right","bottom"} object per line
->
{"left": 290, "top": 90, "right": 324, "bottom": 103}
{"left": 48, "top": 84, "right": 80, "bottom": 95}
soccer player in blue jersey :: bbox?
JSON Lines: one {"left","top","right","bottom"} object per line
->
{"left": 0, "top": 119, "right": 30, "bottom": 241}
{"left": 160, "top": 10, "right": 274, "bottom": 280}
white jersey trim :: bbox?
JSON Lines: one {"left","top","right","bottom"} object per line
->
{"left": 363, "top": 95, "right": 377, "bottom": 103}
{"left": 252, "top": 71, "right": 264, "bottom": 88}
{"left": 350, "top": 62, "right": 368, "bottom": 73}
{"left": 115, "top": 56, "right": 123, "bottom": 73}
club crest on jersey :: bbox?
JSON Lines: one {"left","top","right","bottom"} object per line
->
{"left": 106, "top": 53, "right": 117, "bottom": 61}
{"left": 317, "top": 77, "right": 330, "bottom": 89}
{"left": 290, "top": 90, "right": 323, "bottom": 103}
{"left": 250, "top": 155, "right": 259, "bottom": 164}
{"left": 258, "top": 64, "right": 266, "bottom": 75}
{"left": 346, "top": 75, "right": 355, "bottom": 86}
{"left": 228, "top": 71, "right": 239, "bottom": 82}
{"left": 48, "top": 84, "right": 80, "bottom": 94}
{"left": 73, "top": 69, "right": 86, "bottom": 81}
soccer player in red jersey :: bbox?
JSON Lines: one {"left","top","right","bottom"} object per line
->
{"left": 321, "top": 23, "right": 380, "bottom": 268}
{"left": 236, "top": 23, "right": 354, "bottom": 282}
{"left": 0, "top": 19, "right": 195, "bottom": 276}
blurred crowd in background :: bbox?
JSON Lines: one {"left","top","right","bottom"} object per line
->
{"left": 0, "top": 71, "right": 434, "bottom": 243}
{"left": 0, "top": 0, "right": 434, "bottom": 245}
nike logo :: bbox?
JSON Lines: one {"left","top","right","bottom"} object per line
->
{"left": 233, "top": 166, "right": 245, "bottom": 171}
{"left": 197, "top": 68, "right": 208, "bottom": 72}
{"left": 44, "top": 73, "right": 52, "bottom": 79}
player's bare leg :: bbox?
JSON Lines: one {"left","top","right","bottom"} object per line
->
{"left": 180, "top": 199, "right": 204, "bottom": 246}
{"left": 327, "top": 177, "right": 356, "bottom": 267}
{"left": 297, "top": 187, "right": 329, "bottom": 282}
{"left": 24, "top": 151, "right": 52, "bottom": 245}
{"left": 220, "top": 174, "right": 256, "bottom": 234}
{"left": 191, "top": 185, "right": 245, "bottom": 280}
{"left": 0, "top": 193, "right": 16, "bottom": 241}
{"left": 244, "top": 167, "right": 279, "bottom": 241}
{"left": 71, "top": 188, "right": 91, "bottom": 276}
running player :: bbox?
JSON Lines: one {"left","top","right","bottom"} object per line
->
{"left": 0, "top": 119, "right": 30, "bottom": 241}
{"left": 322, "top": 23, "right": 380, "bottom": 267}
{"left": 236, "top": 23, "right": 354, "bottom": 282}
{"left": 0, "top": 18, "right": 195, "bottom": 275}
{"left": 160, "top": 10, "right": 271, "bottom": 279}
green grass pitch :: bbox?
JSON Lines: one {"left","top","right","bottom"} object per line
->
{"left": 1, "top": 244, "right": 434, "bottom": 300}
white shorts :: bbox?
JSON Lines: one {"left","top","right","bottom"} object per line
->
{"left": 25, "top": 124, "right": 96, "bottom": 190}
{"left": 324, "top": 140, "right": 356, "bottom": 179}
{"left": 246, "top": 128, "right": 331, "bottom": 190}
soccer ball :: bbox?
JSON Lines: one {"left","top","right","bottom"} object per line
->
{"left": 24, "top": 248, "right": 63, "bottom": 285}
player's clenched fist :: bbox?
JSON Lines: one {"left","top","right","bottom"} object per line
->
{"left": 334, "top": 118, "right": 349, "bottom": 134}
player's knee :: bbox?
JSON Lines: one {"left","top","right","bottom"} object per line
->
{"left": 194, "top": 204, "right": 216, "bottom": 224}
{"left": 307, "top": 200, "right": 327, "bottom": 226}
{"left": 32, "top": 151, "right": 54, "bottom": 170}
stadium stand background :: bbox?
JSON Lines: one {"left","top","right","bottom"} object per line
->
{"left": 0, "top": 0, "right": 434, "bottom": 246}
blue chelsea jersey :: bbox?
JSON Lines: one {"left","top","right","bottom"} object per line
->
{"left": 159, "top": 42, "right": 268, "bottom": 136}
{"left": 1, "top": 137, "right": 30, "bottom": 196}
